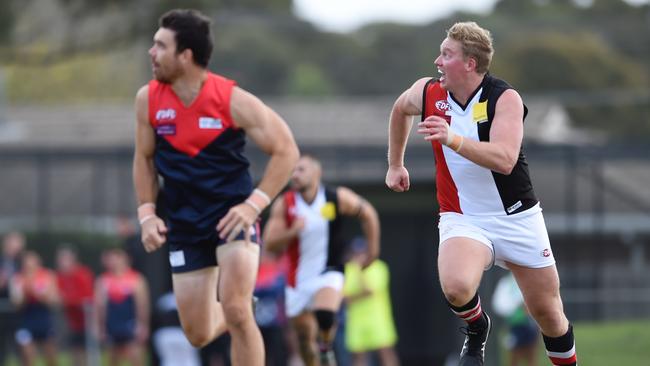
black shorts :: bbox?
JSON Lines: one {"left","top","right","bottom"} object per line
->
{"left": 17, "top": 308, "right": 54, "bottom": 343}
{"left": 68, "top": 330, "right": 87, "bottom": 347}
{"left": 168, "top": 222, "right": 261, "bottom": 273}
{"left": 108, "top": 331, "right": 136, "bottom": 346}
{"left": 509, "top": 322, "right": 539, "bottom": 348}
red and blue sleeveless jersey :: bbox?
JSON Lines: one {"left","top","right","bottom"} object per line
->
{"left": 15, "top": 269, "right": 56, "bottom": 338}
{"left": 99, "top": 270, "right": 139, "bottom": 338}
{"left": 148, "top": 72, "right": 253, "bottom": 242}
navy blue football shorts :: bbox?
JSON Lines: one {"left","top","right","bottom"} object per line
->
{"left": 167, "top": 221, "right": 261, "bottom": 273}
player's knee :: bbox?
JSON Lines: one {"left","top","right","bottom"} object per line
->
{"left": 295, "top": 329, "right": 315, "bottom": 357}
{"left": 442, "top": 285, "right": 475, "bottom": 306}
{"left": 183, "top": 326, "right": 214, "bottom": 348}
{"left": 222, "top": 301, "right": 250, "bottom": 330}
{"left": 313, "top": 309, "right": 336, "bottom": 332}
{"left": 296, "top": 332, "right": 312, "bottom": 348}
{"left": 441, "top": 277, "right": 476, "bottom": 305}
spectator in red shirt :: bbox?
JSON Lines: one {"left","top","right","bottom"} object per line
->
{"left": 56, "top": 247, "right": 94, "bottom": 366}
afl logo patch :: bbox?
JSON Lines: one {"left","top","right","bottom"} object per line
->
{"left": 435, "top": 100, "right": 450, "bottom": 112}
{"left": 541, "top": 248, "right": 551, "bottom": 258}
{"left": 156, "top": 108, "right": 176, "bottom": 121}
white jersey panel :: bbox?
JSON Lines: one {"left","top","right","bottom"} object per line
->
{"left": 295, "top": 186, "right": 329, "bottom": 284}
{"left": 443, "top": 89, "right": 505, "bottom": 216}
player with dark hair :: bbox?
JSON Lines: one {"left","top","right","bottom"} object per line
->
{"left": 133, "top": 9, "right": 299, "bottom": 366}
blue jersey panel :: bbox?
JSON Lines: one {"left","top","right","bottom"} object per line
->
{"left": 155, "top": 128, "right": 253, "bottom": 243}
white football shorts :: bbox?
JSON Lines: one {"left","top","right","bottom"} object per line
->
{"left": 438, "top": 203, "right": 555, "bottom": 269}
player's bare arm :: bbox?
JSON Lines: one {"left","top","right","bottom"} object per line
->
{"left": 337, "top": 187, "right": 380, "bottom": 268}
{"left": 94, "top": 279, "right": 107, "bottom": 341}
{"left": 8, "top": 277, "right": 25, "bottom": 306}
{"left": 217, "top": 86, "right": 299, "bottom": 242}
{"left": 45, "top": 276, "right": 60, "bottom": 306}
{"left": 134, "top": 275, "right": 150, "bottom": 343}
{"left": 133, "top": 85, "right": 168, "bottom": 252}
{"left": 263, "top": 198, "right": 305, "bottom": 255}
{"left": 417, "top": 89, "right": 524, "bottom": 175}
{"left": 386, "top": 77, "right": 429, "bottom": 192}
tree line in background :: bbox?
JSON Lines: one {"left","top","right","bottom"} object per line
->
{"left": 0, "top": 0, "right": 648, "bottom": 139}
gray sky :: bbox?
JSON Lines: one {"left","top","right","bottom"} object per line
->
{"left": 293, "top": 0, "right": 650, "bottom": 33}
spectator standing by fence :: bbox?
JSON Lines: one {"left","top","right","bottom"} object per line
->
{"left": 95, "top": 248, "right": 150, "bottom": 366}
{"left": 56, "top": 246, "right": 95, "bottom": 366}
{"left": 344, "top": 238, "right": 399, "bottom": 366}
{"left": 10, "top": 250, "right": 60, "bottom": 366}
{"left": 0, "top": 231, "right": 26, "bottom": 364}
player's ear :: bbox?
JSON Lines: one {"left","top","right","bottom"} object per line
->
{"left": 180, "top": 48, "right": 193, "bottom": 65}
{"left": 466, "top": 57, "right": 477, "bottom": 72}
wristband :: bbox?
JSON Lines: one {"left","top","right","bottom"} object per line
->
{"left": 244, "top": 199, "right": 262, "bottom": 215}
{"left": 454, "top": 135, "right": 464, "bottom": 152}
{"left": 244, "top": 199, "right": 262, "bottom": 214}
{"left": 448, "top": 135, "right": 464, "bottom": 152}
{"left": 137, "top": 203, "right": 156, "bottom": 222}
{"left": 445, "top": 128, "right": 464, "bottom": 153}
{"left": 253, "top": 188, "right": 271, "bottom": 205}
{"left": 246, "top": 188, "right": 271, "bottom": 213}
{"left": 139, "top": 214, "right": 157, "bottom": 225}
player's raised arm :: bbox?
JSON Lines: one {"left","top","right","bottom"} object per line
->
{"left": 386, "top": 77, "right": 429, "bottom": 192}
{"left": 337, "top": 187, "right": 380, "bottom": 268}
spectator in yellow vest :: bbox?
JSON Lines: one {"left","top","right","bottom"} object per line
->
{"left": 343, "top": 238, "right": 400, "bottom": 366}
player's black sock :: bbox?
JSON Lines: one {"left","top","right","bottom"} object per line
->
{"left": 447, "top": 292, "right": 487, "bottom": 329}
{"left": 543, "top": 324, "right": 577, "bottom": 365}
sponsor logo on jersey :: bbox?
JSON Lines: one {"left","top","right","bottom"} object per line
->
{"left": 156, "top": 123, "right": 176, "bottom": 136}
{"left": 435, "top": 100, "right": 450, "bottom": 112}
{"left": 506, "top": 200, "right": 523, "bottom": 214}
{"left": 156, "top": 108, "right": 176, "bottom": 121}
{"left": 199, "top": 117, "right": 223, "bottom": 129}
{"left": 473, "top": 101, "right": 488, "bottom": 123}
{"left": 541, "top": 248, "right": 551, "bottom": 258}
{"left": 321, "top": 202, "right": 337, "bottom": 221}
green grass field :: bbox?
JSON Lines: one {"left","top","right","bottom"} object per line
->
{"left": 498, "top": 319, "right": 650, "bottom": 366}
{"left": 6, "top": 319, "right": 650, "bottom": 365}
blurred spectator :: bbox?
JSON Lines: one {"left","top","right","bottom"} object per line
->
{"left": 10, "top": 250, "right": 60, "bottom": 366}
{"left": 492, "top": 272, "right": 540, "bottom": 366}
{"left": 116, "top": 215, "right": 149, "bottom": 280}
{"left": 56, "top": 246, "right": 95, "bottom": 366}
{"left": 152, "top": 291, "right": 200, "bottom": 366}
{"left": 333, "top": 305, "right": 351, "bottom": 366}
{"left": 0, "top": 231, "right": 26, "bottom": 364}
{"left": 117, "top": 214, "right": 169, "bottom": 366}
{"left": 254, "top": 250, "right": 289, "bottom": 366}
{"left": 95, "top": 248, "right": 150, "bottom": 366}
{"left": 343, "top": 238, "right": 399, "bottom": 366}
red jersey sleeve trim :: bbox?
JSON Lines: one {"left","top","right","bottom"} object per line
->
{"left": 207, "top": 72, "right": 238, "bottom": 129}
{"left": 147, "top": 80, "right": 160, "bottom": 128}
